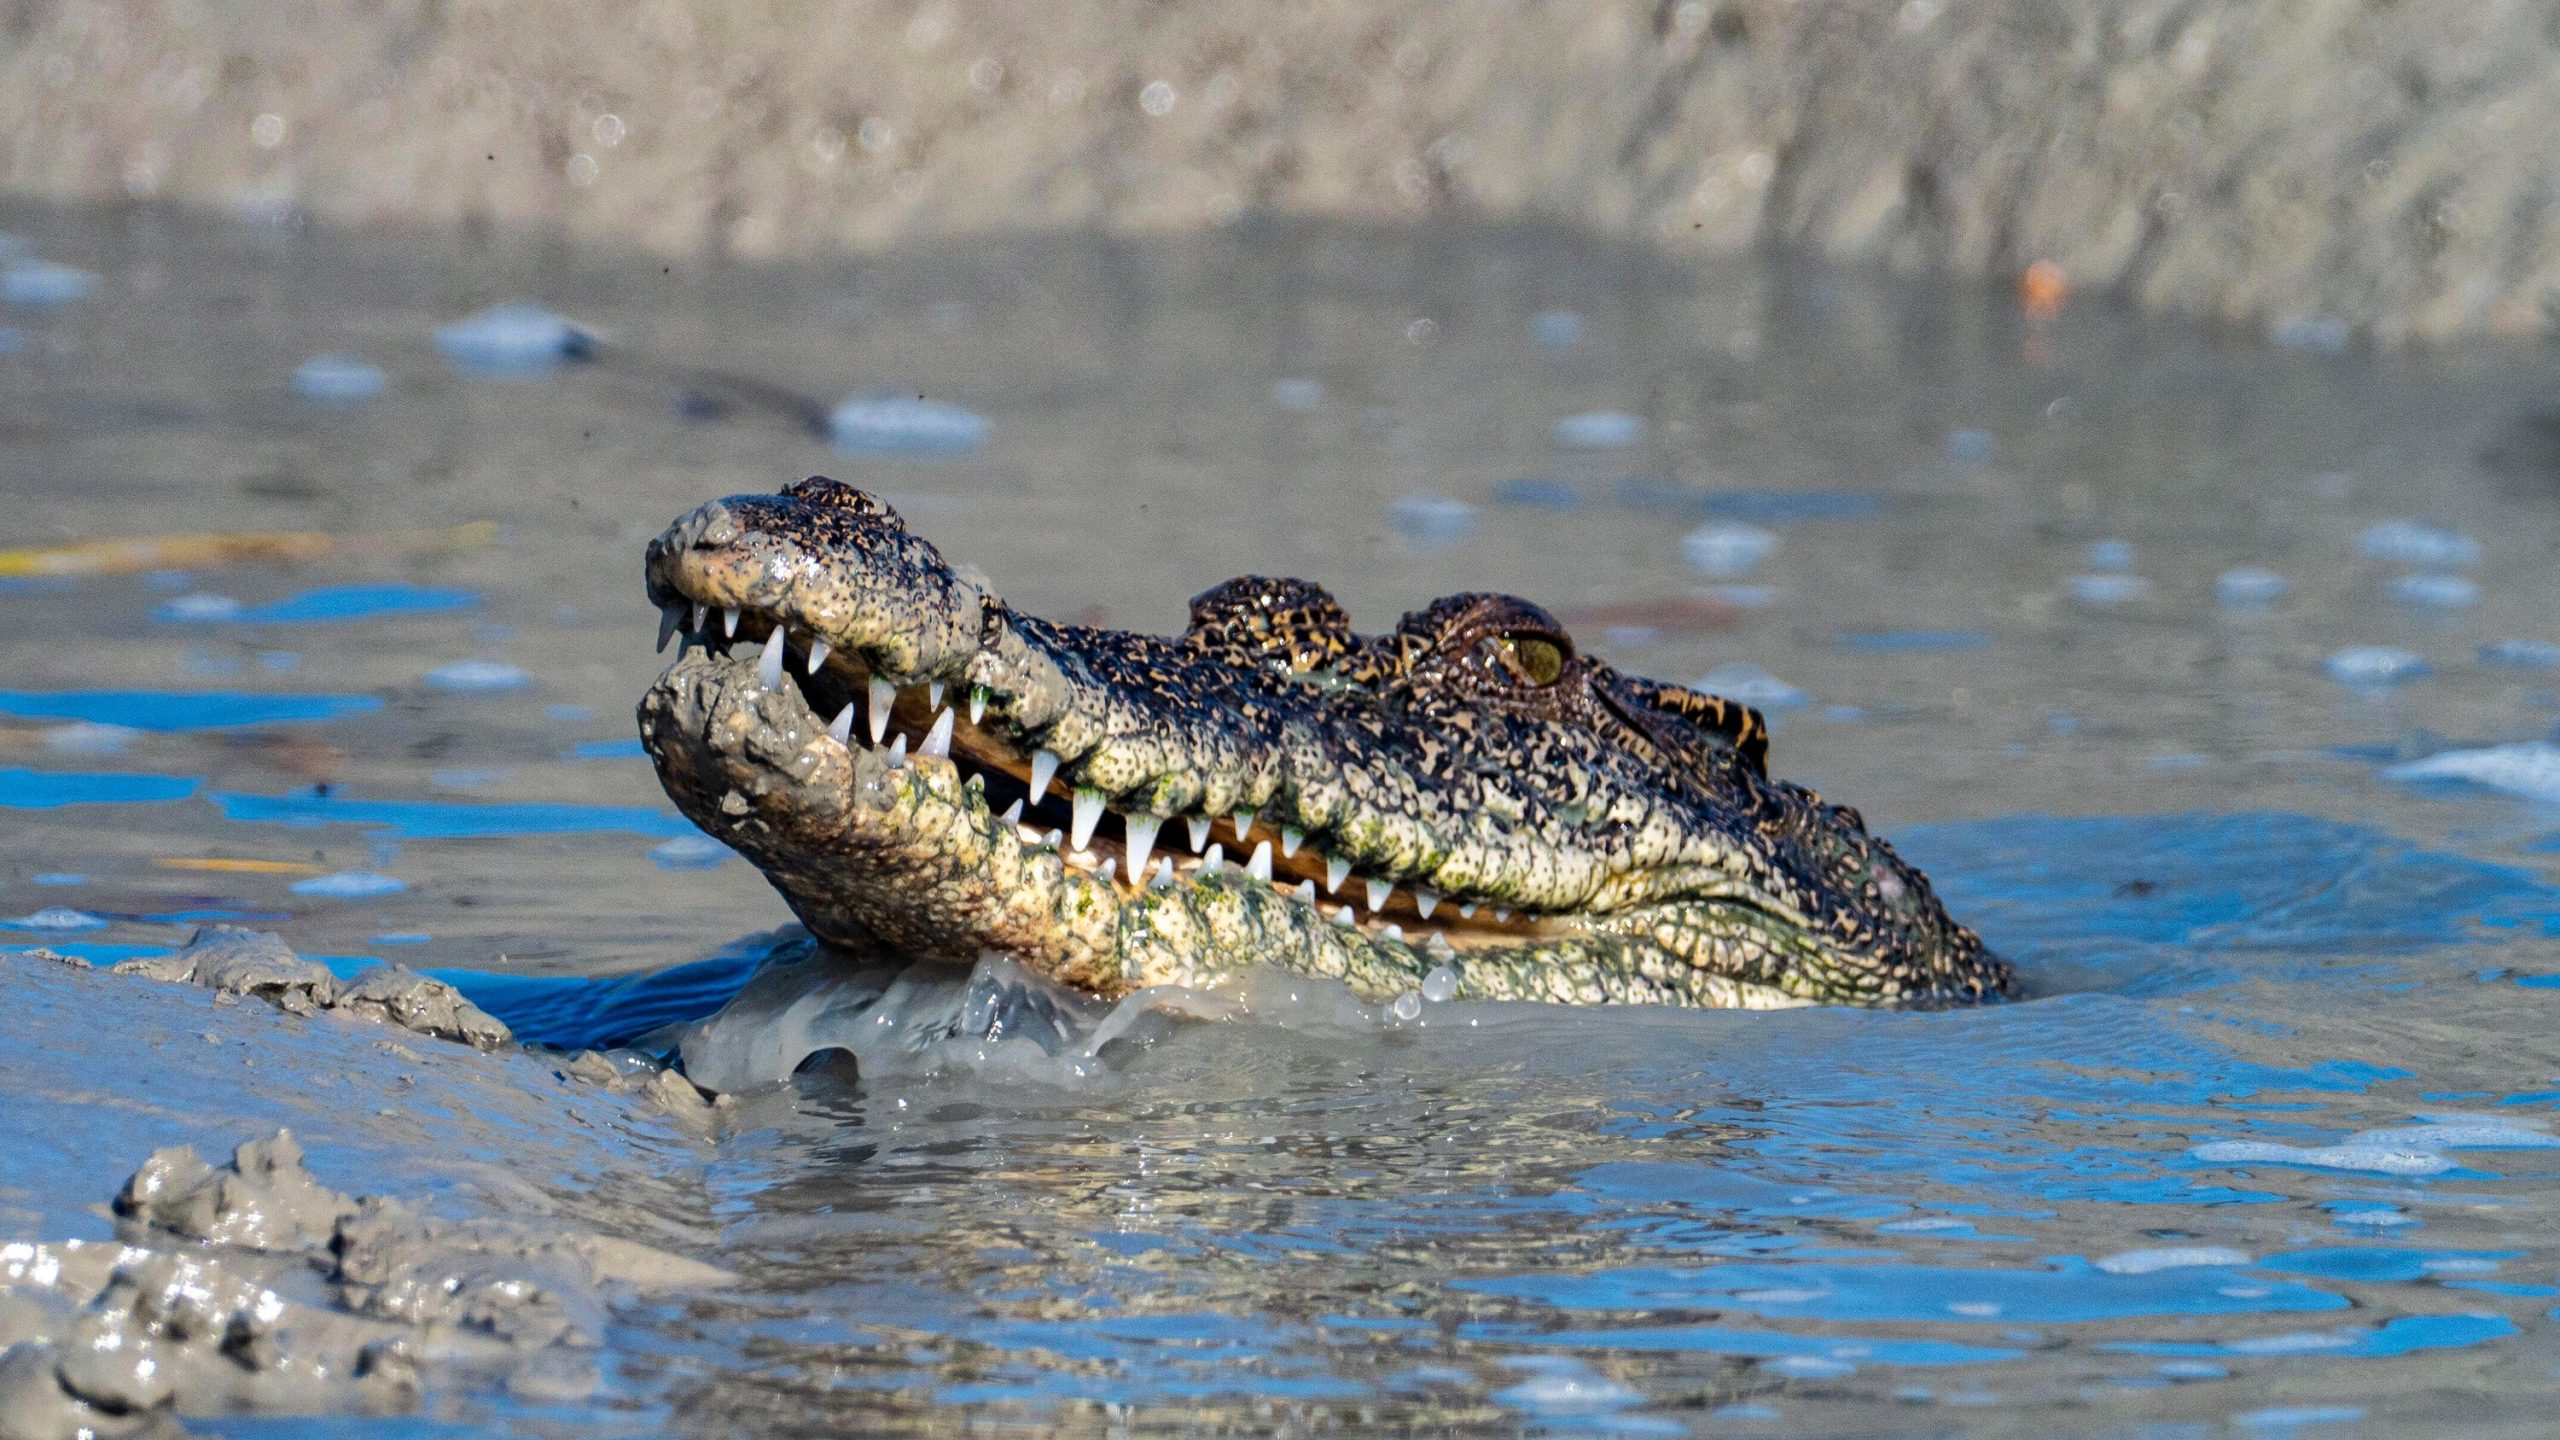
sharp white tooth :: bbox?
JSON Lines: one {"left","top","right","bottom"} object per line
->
{"left": 1200, "top": 843, "right": 1224, "bottom": 874}
{"left": 887, "top": 734, "right": 908, "bottom": 765}
{"left": 1231, "top": 808, "right": 1254, "bottom": 839}
{"left": 690, "top": 601, "right": 707, "bottom": 633}
{"left": 1150, "top": 858, "right": 1176, "bottom": 889}
{"left": 757, "top": 629, "right": 787, "bottom": 688}
{"left": 1044, "top": 828, "right": 1062, "bottom": 848}
{"left": 1294, "top": 879, "right": 1317, "bottom": 905}
{"left": 1494, "top": 907, "right": 1510, "bottom": 923}
{"left": 1124, "top": 813, "right": 1161, "bottom": 878}
{"left": 1325, "top": 855, "right": 1350, "bottom": 893}
{"left": 656, "top": 605, "right": 680, "bottom": 652}
{"left": 1098, "top": 857, "right": 1117, "bottom": 886}
{"left": 969, "top": 686, "right": 988, "bottom": 726}
{"left": 805, "top": 637, "right": 831, "bottom": 674}
{"left": 723, "top": 606, "right": 741, "bottom": 638}
{"left": 868, "top": 677, "right": 896, "bottom": 744}
{"left": 1333, "top": 905, "right": 1356, "bottom": 927}
{"left": 1070, "top": 788, "right": 1104, "bottom": 851}
{"left": 1029, "top": 749, "right": 1060, "bottom": 798}
{"left": 1380, "top": 924, "right": 1405, "bottom": 944}
{"left": 828, "top": 705, "right": 855, "bottom": 745}
{"left": 1186, "top": 815, "right": 1211, "bottom": 851}
{"left": 999, "top": 798, "right": 1024, "bottom": 826}
{"left": 1245, "top": 841, "right": 1272, "bottom": 881}
{"left": 928, "top": 680, "right": 945, "bottom": 708}
{"left": 1364, "top": 876, "right": 1392, "bottom": 912}
{"left": 1280, "top": 826, "right": 1304, "bottom": 858}
{"left": 1415, "top": 888, "right": 1440, "bottom": 919}
{"left": 921, "top": 708, "right": 954, "bottom": 758}
{"left": 1459, "top": 902, "right": 1479, "bottom": 919}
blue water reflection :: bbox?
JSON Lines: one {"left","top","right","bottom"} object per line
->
{"left": 213, "top": 789, "right": 696, "bottom": 839}
{"left": 0, "top": 767, "right": 197, "bottom": 808}
{"left": 154, "top": 583, "right": 477, "bottom": 625}
{"left": 0, "top": 690, "right": 380, "bottom": 730}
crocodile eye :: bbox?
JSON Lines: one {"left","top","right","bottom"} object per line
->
{"left": 1500, "top": 632, "right": 1567, "bottom": 686}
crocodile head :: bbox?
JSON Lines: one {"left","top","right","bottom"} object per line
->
{"left": 638, "top": 477, "right": 2008, "bottom": 1009}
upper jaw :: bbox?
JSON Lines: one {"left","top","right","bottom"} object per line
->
{"left": 639, "top": 493, "right": 1644, "bottom": 932}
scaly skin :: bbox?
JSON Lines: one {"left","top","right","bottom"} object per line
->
{"left": 638, "top": 477, "right": 2008, "bottom": 1008}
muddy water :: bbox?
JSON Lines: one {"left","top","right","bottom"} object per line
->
{"left": 4, "top": 205, "right": 2560, "bottom": 1435}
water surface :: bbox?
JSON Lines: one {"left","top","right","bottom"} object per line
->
{"left": 4, "top": 205, "right": 2560, "bottom": 1435}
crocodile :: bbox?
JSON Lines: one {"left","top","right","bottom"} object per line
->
{"left": 638, "top": 477, "right": 2008, "bottom": 1009}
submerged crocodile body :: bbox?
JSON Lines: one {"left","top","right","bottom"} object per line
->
{"left": 638, "top": 478, "right": 2008, "bottom": 1009}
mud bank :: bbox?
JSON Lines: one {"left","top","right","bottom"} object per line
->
{"left": 0, "top": 1131, "right": 725, "bottom": 1439}
{"left": 0, "top": 944, "right": 729, "bottom": 1432}
{"left": 8, "top": 1, "right": 2560, "bottom": 343}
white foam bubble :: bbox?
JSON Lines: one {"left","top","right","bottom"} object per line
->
{"left": 2069, "top": 574, "right": 2152, "bottom": 607}
{"left": 2385, "top": 742, "right": 2560, "bottom": 803}
{"left": 10, "top": 907, "right": 106, "bottom": 931}
{"left": 2226, "top": 1331, "right": 2357, "bottom": 1356}
{"left": 291, "top": 351, "right": 387, "bottom": 403}
{"left": 1491, "top": 1369, "right": 1642, "bottom": 1414}
{"left": 1385, "top": 495, "right": 1477, "bottom": 551}
{"left": 1698, "top": 662, "right": 1807, "bottom": 710}
{"left": 1681, "top": 522, "right": 1780, "bottom": 577}
{"left": 2093, "top": 1245, "right": 2251, "bottom": 1274}
{"left": 2323, "top": 646, "right": 2427, "bottom": 688}
{"left": 424, "top": 659, "right": 530, "bottom": 693}
{"left": 1550, "top": 411, "right": 1643, "bottom": 449}
{"left": 2349, "top": 1117, "right": 2560, "bottom": 1150}
{"left": 827, "top": 393, "right": 990, "bottom": 456}
{"left": 2387, "top": 573, "right": 2480, "bottom": 609}
{"left": 434, "top": 302, "right": 595, "bottom": 375}
{"left": 41, "top": 722, "right": 139, "bottom": 757}
{"left": 159, "top": 593, "right": 243, "bottom": 622}
{"left": 2358, "top": 519, "right": 2478, "bottom": 568}
{"left": 2189, "top": 1139, "right": 2453, "bottom": 1175}
{"left": 2328, "top": 1207, "right": 2417, "bottom": 1229}
{"left": 2216, "top": 566, "right": 2288, "bottom": 607}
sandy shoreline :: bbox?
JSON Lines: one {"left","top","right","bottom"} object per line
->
{"left": 7, "top": 1, "right": 2560, "bottom": 344}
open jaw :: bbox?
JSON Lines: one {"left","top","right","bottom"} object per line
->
{"left": 637, "top": 628, "right": 1811, "bottom": 1009}
{"left": 635, "top": 480, "right": 2010, "bottom": 1010}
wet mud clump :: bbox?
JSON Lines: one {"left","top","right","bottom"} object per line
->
{"left": 0, "top": 1131, "right": 725, "bottom": 1438}
{"left": 101, "top": 925, "right": 513, "bottom": 1049}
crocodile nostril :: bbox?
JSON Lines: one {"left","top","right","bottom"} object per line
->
{"left": 688, "top": 503, "right": 742, "bottom": 548}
